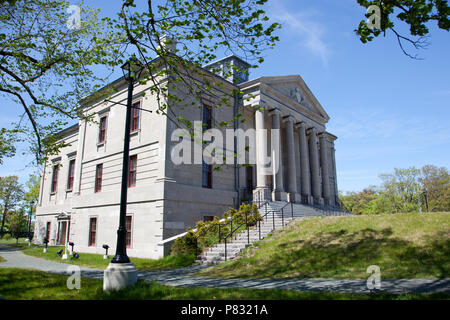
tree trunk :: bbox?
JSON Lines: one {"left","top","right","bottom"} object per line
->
{"left": 0, "top": 205, "right": 8, "bottom": 236}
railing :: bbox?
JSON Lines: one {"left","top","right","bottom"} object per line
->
{"left": 194, "top": 222, "right": 222, "bottom": 258}
{"left": 195, "top": 191, "right": 348, "bottom": 262}
{"left": 221, "top": 200, "right": 295, "bottom": 261}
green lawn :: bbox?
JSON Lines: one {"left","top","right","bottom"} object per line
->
{"left": 199, "top": 212, "right": 450, "bottom": 279}
{"left": 0, "top": 237, "right": 30, "bottom": 246}
{"left": 22, "top": 246, "right": 195, "bottom": 271}
{"left": 0, "top": 268, "right": 448, "bottom": 300}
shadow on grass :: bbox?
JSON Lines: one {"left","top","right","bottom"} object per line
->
{"left": 205, "top": 227, "right": 450, "bottom": 279}
{"left": 1, "top": 268, "right": 450, "bottom": 300}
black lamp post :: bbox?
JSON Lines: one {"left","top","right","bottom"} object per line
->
{"left": 423, "top": 188, "right": 429, "bottom": 212}
{"left": 111, "top": 55, "right": 144, "bottom": 264}
{"left": 28, "top": 201, "right": 34, "bottom": 243}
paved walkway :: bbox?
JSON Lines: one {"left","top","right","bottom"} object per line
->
{"left": 1, "top": 245, "right": 449, "bottom": 294}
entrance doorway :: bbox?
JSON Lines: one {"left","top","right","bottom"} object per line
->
{"left": 58, "top": 221, "right": 68, "bottom": 245}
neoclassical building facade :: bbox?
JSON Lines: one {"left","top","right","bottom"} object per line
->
{"left": 34, "top": 55, "right": 339, "bottom": 259}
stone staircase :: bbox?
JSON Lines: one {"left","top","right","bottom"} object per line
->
{"left": 197, "top": 201, "right": 349, "bottom": 265}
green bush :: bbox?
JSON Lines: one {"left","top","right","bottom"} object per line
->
{"left": 2, "top": 234, "right": 11, "bottom": 241}
{"left": 170, "top": 203, "right": 261, "bottom": 256}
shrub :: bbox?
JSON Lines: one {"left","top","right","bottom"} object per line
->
{"left": 2, "top": 234, "right": 11, "bottom": 241}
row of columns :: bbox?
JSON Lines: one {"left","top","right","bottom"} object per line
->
{"left": 254, "top": 106, "right": 336, "bottom": 207}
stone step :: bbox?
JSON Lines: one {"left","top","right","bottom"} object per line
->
{"left": 207, "top": 244, "right": 247, "bottom": 251}
{"left": 204, "top": 250, "right": 242, "bottom": 257}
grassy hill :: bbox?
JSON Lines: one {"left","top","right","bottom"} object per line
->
{"left": 199, "top": 212, "right": 450, "bottom": 279}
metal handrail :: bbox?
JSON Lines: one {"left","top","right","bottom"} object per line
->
{"left": 194, "top": 221, "right": 226, "bottom": 257}
{"left": 195, "top": 201, "right": 259, "bottom": 258}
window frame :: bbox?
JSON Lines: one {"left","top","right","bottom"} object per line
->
{"left": 202, "top": 104, "right": 212, "bottom": 131}
{"left": 128, "top": 155, "right": 137, "bottom": 188}
{"left": 50, "top": 164, "right": 60, "bottom": 194}
{"left": 202, "top": 160, "right": 212, "bottom": 189}
{"left": 130, "top": 101, "right": 141, "bottom": 133}
{"left": 45, "top": 222, "right": 51, "bottom": 242}
{"left": 66, "top": 159, "right": 76, "bottom": 191}
{"left": 88, "top": 217, "right": 97, "bottom": 247}
{"left": 125, "top": 215, "right": 133, "bottom": 249}
{"left": 98, "top": 115, "right": 108, "bottom": 144}
{"left": 94, "top": 163, "right": 103, "bottom": 193}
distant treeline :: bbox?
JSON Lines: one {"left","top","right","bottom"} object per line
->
{"left": 339, "top": 165, "right": 450, "bottom": 215}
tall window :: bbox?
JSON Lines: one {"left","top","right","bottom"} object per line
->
{"left": 126, "top": 215, "right": 132, "bottom": 248}
{"left": 99, "top": 116, "right": 107, "bottom": 143}
{"left": 130, "top": 102, "right": 140, "bottom": 132}
{"left": 246, "top": 166, "right": 253, "bottom": 190}
{"left": 128, "top": 155, "right": 137, "bottom": 187}
{"left": 88, "top": 217, "right": 97, "bottom": 247}
{"left": 51, "top": 164, "right": 59, "bottom": 193}
{"left": 45, "top": 222, "right": 51, "bottom": 242}
{"left": 202, "top": 160, "right": 212, "bottom": 188}
{"left": 67, "top": 159, "right": 75, "bottom": 191}
{"left": 202, "top": 104, "right": 212, "bottom": 131}
{"left": 95, "top": 164, "right": 103, "bottom": 193}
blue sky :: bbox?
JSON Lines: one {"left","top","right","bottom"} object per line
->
{"left": 1, "top": 0, "right": 449, "bottom": 193}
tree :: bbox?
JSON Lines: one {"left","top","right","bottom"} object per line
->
{"left": 0, "top": 0, "right": 121, "bottom": 163}
{"left": 355, "top": 0, "right": 450, "bottom": 59}
{"left": 420, "top": 164, "right": 450, "bottom": 212}
{"left": 0, "top": 176, "right": 24, "bottom": 236}
{"left": 102, "top": 0, "right": 280, "bottom": 131}
{"left": 1, "top": 0, "right": 280, "bottom": 164}
{"left": 24, "top": 174, "right": 40, "bottom": 205}
{"left": 339, "top": 186, "right": 379, "bottom": 214}
{"left": 379, "top": 167, "right": 421, "bottom": 213}
{"left": 8, "top": 210, "right": 27, "bottom": 243}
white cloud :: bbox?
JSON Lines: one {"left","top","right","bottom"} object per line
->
{"left": 270, "top": 5, "right": 331, "bottom": 64}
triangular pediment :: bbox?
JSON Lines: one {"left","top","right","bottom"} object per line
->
{"left": 259, "top": 76, "right": 330, "bottom": 123}
{"left": 56, "top": 211, "right": 71, "bottom": 220}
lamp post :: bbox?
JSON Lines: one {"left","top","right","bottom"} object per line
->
{"left": 103, "top": 55, "right": 144, "bottom": 292}
{"left": 28, "top": 201, "right": 34, "bottom": 245}
{"left": 423, "top": 188, "right": 429, "bottom": 213}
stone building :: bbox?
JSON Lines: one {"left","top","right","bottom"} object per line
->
{"left": 34, "top": 55, "right": 339, "bottom": 259}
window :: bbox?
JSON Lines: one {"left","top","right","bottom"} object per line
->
{"left": 99, "top": 116, "right": 107, "bottom": 143}
{"left": 202, "top": 104, "right": 212, "bottom": 131}
{"left": 126, "top": 215, "right": 132, "bottom": 248}
{"left": 51, "top": 164, "right": 59, "bottom": 193}
{"left": 128, "top": 155, "right": 137, "bottom": 187}
{"left": 246, "top": 166, "right": 254, "bottom": 190}
{"left": 95, "top": 164, "right": 103, "bottom": 193}
{"left": 202, "top": 160, "right": 212, "bottom": 188}
{"left": 130, "top": 102, "right": 140, "bottom": 132}
{"left": 67, "top": 159, "right": 75, "bottom": 191}
{"left": 88, "top": 217, "right": 97, "bottom": 247}
{"left": 45, "top": 222, "right": 51, "bottom": 242}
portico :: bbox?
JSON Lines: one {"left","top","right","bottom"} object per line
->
{"left": 240, "top": 75, "right": 339, "bottom": 208}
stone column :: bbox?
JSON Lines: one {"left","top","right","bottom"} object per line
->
{"left": 296, "top": 122, "right": 312, "bottom": 204}
{"left": 331, "top": 140, "right": 338, "bottom": 207}
{"left": 319, "top": 133, "right": 331, "bottom": 206}
{"left": 283, "top": 115, "right": 298, "bottom": 202}
{"left": 269, "top": 108, "right": 285, "bottom": 201}
{"left": 308, "top": 127, "right": 323, "bottom": 205}
{"left": 254, "top": 106, "right": 270, "bottom": 201}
